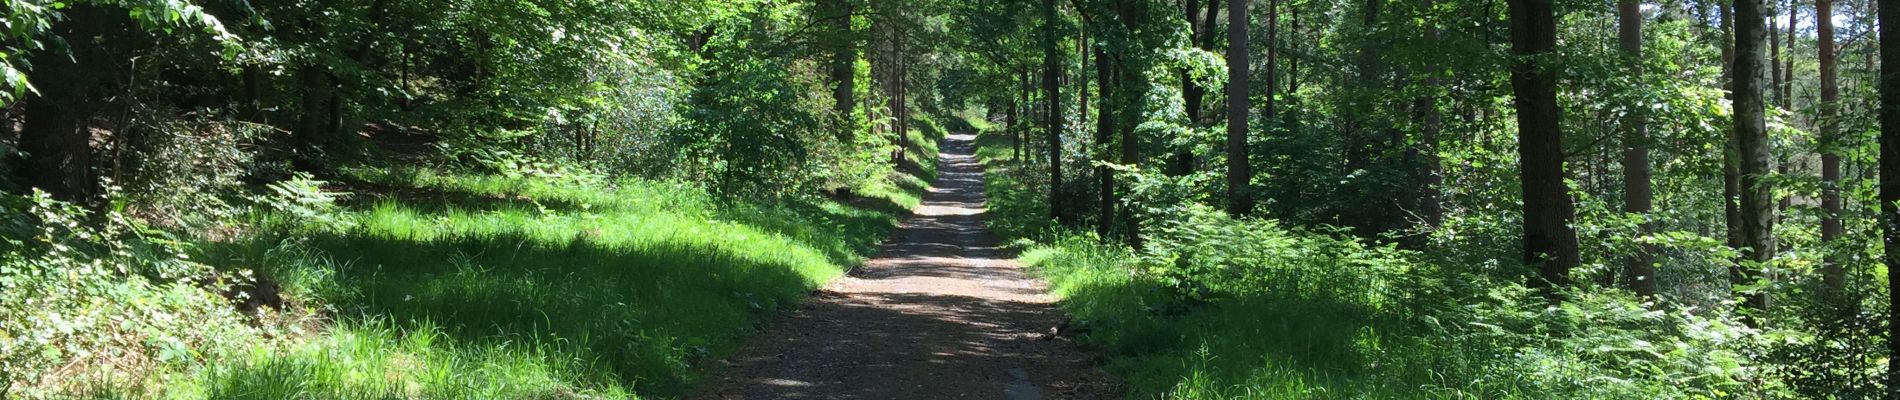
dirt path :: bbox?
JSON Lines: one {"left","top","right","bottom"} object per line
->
{"left": 704, "top": 133, "right": 1111, "bottom": 399}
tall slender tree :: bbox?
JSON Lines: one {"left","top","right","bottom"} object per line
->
{"left": 1415, "top": 0, "right": 1444, "bottom": 228}
{"left": 1096, "top": 45, "right": 1117, "bottom": 239}
{"left": 1880, "top": 0, "right": 1900, "bottom": 386}
{"left": 1224, "top": 0, "right": 1252, "bottom": 216}
{"left": 1769, "top": 1, "right": 1783, "bottom": 108}
{"left": 1506, "top": 0, "right": 1580, "bottom": 294}
{"left": 1784, "top": 2, "right": 1795, "bottom": 105}
{"left": 1732, "top": 0, "right": 1774, "bottom": 317}
{"left": 1816, "top": 0, "right": 1845, "bottom": 299}
{"left": 1043, "top": 0, "right": 1066, "bottom": 223}
{"left": 1618, "top": 0, "right": 1656, "bottom": 298}
{"left": 823, "top": 0, "right": 857, "bottom": 141}
{"left": 1722, "top": 2, "right": 1745, "bottom": 254}
{"left": 1172, "top": 0, "right": 1220, "bottom": 176}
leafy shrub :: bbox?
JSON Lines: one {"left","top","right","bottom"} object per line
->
{"left": 1, "top": 192, "right": 260, "bottom": 396}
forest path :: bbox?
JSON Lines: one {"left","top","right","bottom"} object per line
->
{"left": 703, "top": 133, "right": 1110, "bottom": 399}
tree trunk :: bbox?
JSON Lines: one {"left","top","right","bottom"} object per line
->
{"left": 1079, "top": 31, "right": 1090, "bottom": 134}
{"left": 1721, "top": 1, "right": 1745, "bottom": 257}
{"left": 1265, "top": 0, "right": 1281, "bottom": 151}
{"left": 1876, "top": 0, "right": 1900, "bottom": 385}
{"left": 18, "top": 93, "right": 94, "bottom": 203}
{"left": 1043, "top": 0, "right": 1066, "bottom": 223}
{"left": 1096, "top": 46, "right": 1116, "bottom": 239}
{"left": 1817, "top": 0, "right": 1846, "bottom": 300}
{"left": 1119, "top": 58, "right": 1141, "bottom": 246}
{"left": 1225, "top": 0, "right": 1252, "bottom": 216}
{"left": 1171, "top": 0, "right": 1220, "bottom": 176}
{"left": 1415, "top": 0, "right": 1443, "bottom": 229}
{"left": 1618, "top": 0, "right": 1656, "bottom": 298}
{"left": 1009, "top": 71, "right": 1022, "bottom": 161}
{"left": 826, "top": 0, "right": 857, "bottom": 141}
{"left": 1732, "top": 0, "right": 1775, "bottom": 318}
{"left": 1506, "top": 0, "right": 1580, "bottom": 295}
{"left": 1019, "top": 70, "right": 1030, "bottom": 161}
{"left": 1770, "top": 1, "right": 1783, "bottom": 108}
{"left": 1785, "top": 1, "right": 1796, "bottom": 105}
{"left": 294, "top": 65, "right": 335, "bottom": 171}
{"left": 18, "top": 7, "right": 114, "bottom": 203}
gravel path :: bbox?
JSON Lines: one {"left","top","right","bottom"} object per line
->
{"left": 703, "top": 133, "right": 1111, "bottom": 399}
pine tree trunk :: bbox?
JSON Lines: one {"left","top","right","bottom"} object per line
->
{"left": 1119, "top": 58, "right": 1141, "bottom": 246}
{"left": 1043, "top": 0, "right": 1066, "bottom": 223}
{"left": 19, "top": 93, "right": 94, "bottom": 203}
{"left": 826, "top": 0, "right": 857, "bottom": 141}
{"left": 1506, "top": 0, "right": 1580, "bottom": 295}
{"left": 1225, "top": 0, "right": 1252, "bottom": 216}
{"left": 1817, "top": 0, "right": 1844, "bottom": 298}
{"left": 1876, "top": 0, "right": 1900, "bottom": 386}
{"left": 1619, "top": 0, "right": 1656, "bottom": 298}
{"left": 1415, "top": 0, "right": 1443, "bottom": 229}
{"left": 1176, "top": 0, "right": 1203, "bottom": 178}
{"left": 18, "top": 7, "right": 112, "bottom": 203}
{"left": 1096, "top": 46, "right": 1116, "bottom": 239}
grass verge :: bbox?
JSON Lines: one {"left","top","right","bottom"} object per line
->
{"left": 8, "top": 132, "right": 939, "bottom": 397}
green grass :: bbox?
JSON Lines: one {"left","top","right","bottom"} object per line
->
{"left": 969, "top": 124, "right": 1426, "bottom": 398}
{"left": 1018, "top": 239, "right": 1430, "bottom": 399}
{"left": 108, "top": 167, "right": 925, "bottom": 398}
{"left": 971, "top": 123, "right": 1777, "bottom": 399}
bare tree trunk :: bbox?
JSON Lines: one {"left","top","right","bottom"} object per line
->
{"left": 1785, "top": 1, "right": 1796, "bottom": 105}
{"left": 1877, "top": 0, "right": 1900, "bottom": 386}
{"left": 19, "top": 93, "right": 94, "bottom": 203}
{"left": 1415, "top": 0, "right": 1443, "bottom": 229}
{"left": 1096, "top": 46, "right": 1116, "bottom": 239}
{"left": 1733, "top": 0, "right": 1775, "bottom": 319}
{"left": 1506, "top": 0, "right": 1580, "bottom": 296}
{"left": 1079, "top": 30, "right": 1090, "bottom": 134}
{"left": 825, "top": 0, "right": 857, "bottom": 141}
{"left": 1818, "top": 0, "right": 1845, "bottom": 298}
{"left": 1043, "top": 0, "right": 1067, "bottom": 223}
{"left": 1009, "top": 70, "right": 1022, "bottom": 161}
{"left": 1119, "top": 58, "right": 1141, "bottom": 245}
{"left": 1722, "top": 1, "right": 1745, "bottom": 257}
{"left": 1171, "top": 0, "right": 1220, "bottom": 176}
{"left": 1224, "top": 0, "right": 1252, "bottom": 216}
{"left": 1770, "top": 1, "right": 1783, "bottom": 108}
{"left": 1619, "top": 0, "right": 1656, "bottom": 298}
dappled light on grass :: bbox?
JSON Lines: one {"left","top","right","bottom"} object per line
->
{"left": 176, "top": 171, "right": 916, "bottom": 397}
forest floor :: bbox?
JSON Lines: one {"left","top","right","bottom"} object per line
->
{"left": 703, "top": 133, "right": 1112, "bottom": 399}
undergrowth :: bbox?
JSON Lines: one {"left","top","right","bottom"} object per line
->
{"left": 2, "top": 122, "right": 945, "bottom": 398}
{"left": 975, "top": 128, "right": 1790, "bottom": 399}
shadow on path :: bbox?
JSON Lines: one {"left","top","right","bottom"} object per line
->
{"left": 704, "top": 133, "right": 1111, "bottom": 399}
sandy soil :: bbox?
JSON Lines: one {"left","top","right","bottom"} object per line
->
{"left": 702, "top": 133, "right": 1112, "bottom": 399}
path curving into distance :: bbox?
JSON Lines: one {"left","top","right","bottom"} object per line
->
{"left": 705, "top": 133, "right": 1110, "bottom": 399}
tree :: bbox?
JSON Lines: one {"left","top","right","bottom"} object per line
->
{"left": 1731, "top": 0, "right": 1774, "bottom": 316}
{"left": 1096, "top": 44, "right": 1117, "bottom": 239}
{"left": 1172, "top": 0, "right": 1220, "bottom": 176}
{"left": 1879, "top": 0, "right": 1900, "bottom": 389}
{"left": 10, "top": 2, "right": 230, "bottom": 203}
{"left": 822, "top": 0, "right": 858, "bottom": 140}
{"left": 1505, "top": 0, "right": 1579, "bottom": 293}
{"left": 1618, "top": 0, "right": 1656, "bottom": 298}
{"left": 1043, "top": 0, "right": 1066, "bottom": 223}
{"left": 1223, "top": 0, "right": 1251, "bottom": 216}
{"left": 1816, "top": 0, "right": 1844, "bottom": 299}
{"left": 1414, "top": 0, "right": 1444, "bottom": 229}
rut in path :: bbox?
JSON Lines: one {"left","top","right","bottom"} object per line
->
{"left": 705, "top": 133, "right": 1110, "bottom": 399}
